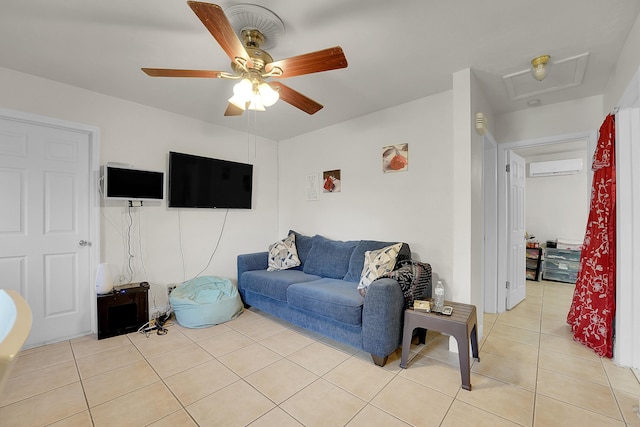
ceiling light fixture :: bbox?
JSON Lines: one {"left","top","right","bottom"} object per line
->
{"left": 530, "top": 55, "right": 551, "bottom": 81}
{"left": 228, "top": 73, "right": 280, "bottom": 112}
{"left": 527, "top": 99, "right": 541, "bottom": 107}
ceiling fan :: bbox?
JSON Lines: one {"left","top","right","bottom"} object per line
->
{"left": 142, "top": 1, "right": 348, "bottom": 116}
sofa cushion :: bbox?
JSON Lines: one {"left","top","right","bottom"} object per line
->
{"left": 343, "top": 241, "right": 411, "bottom": 283}
{"left": 302, "top": 235, "right": 357, "bottom": 279}
{"left": 287, "top": 278, "right": 364, "bottom": 326}
{"left": 288, "top": 230, "right": 314, "bottom": 270}
{"left": 267, "top": 233, "right": 301, "bottom": 271}
{"left": 240, "top": 270, "right": 321, "bottom": 302}
{"left": 358, "top": 243, "right": 403, "bottom": 292}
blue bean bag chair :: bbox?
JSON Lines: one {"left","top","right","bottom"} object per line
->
{"left": 170, "top": 276, "right": 243, "bottom": 328}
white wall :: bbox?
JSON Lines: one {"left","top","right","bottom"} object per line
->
{"left": 495, "top": 95, "right": 604, "bottom": 144}
{"left": 524, "top": 150, "right": 590, "bottom": 245}
{"left": 0, "top": 66, "right": 280, "bottom": 311}
{"left": 450, "top": 68, "right": 490, "bottom": 321}
{"left": 278, "top": 92, "right": 455, "bottom": 289}
{"left": 604, "top": 11, "right": 640, "bottom": 111}
{"left": 451, "top": 70, "right": 473, "bottom": 306}
{"left": 469, "top": 70, "right": 496, "bottom": 327}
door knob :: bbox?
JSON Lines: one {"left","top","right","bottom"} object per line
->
{"left": 79, "top": 240, "right": 91, "bottom": 247}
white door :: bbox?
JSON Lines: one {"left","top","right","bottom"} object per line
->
{"left": 506, "top": 150, "right": 526, "bottom": 309}
{"left": 0, "top": 115, "right": 94, "bottom": 347}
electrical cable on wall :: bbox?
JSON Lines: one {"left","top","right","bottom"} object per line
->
{"left": 130, "top": 203, "right": 167, "bottom": 316}
{"left": 98, "top": 176, "right": 126, "bottom": 239}
{"left": 186, "top": 208, "right": 230, "bottom": 283}
{"left": 126, "top": 204, "right": 135, "bottom": 283}
{"left": 190, "top": 208, "right": 229, "bottom": 280}
{"left": 116, "top": 206, "right": 131, "bottom": 284}
{"left": 137, "top": 208, "right": 150, "bottom": 282}
{"left": 177, "top": 209, "right": 186, "bottom": 282}
{"left": 101, "top": 208, "right": 125, "bottom": 239}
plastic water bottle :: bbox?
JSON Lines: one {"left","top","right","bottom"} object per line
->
{"left": 434, "top": 280, "right": 445, "bottom": 313}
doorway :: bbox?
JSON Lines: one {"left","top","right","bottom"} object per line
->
{"left": 0, "top": 108, "right": 100, "bottom": 347}
{"left": 488, "top": 131, "right": 596, "bottom": 313}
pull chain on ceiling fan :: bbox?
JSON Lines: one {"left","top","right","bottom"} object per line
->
{"left": 141, "top": 1, "right": 348, "bottom": 116}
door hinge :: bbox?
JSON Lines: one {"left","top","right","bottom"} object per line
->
{"left": 505, "top": 164, "right": 511, "bottom": 173}
{"left": 506, "top": 281, "right": 510, "bottom": 289}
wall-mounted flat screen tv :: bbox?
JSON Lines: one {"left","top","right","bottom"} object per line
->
{"left": 104, "top": 164, "right": 164, "bottom": 201}
{"left": 168, "top": 151, "right": 253, "bottom": 209}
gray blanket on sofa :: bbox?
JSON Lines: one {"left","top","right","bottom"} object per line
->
{"left": 379, "top": 260, "right": 432, "bottom": 309}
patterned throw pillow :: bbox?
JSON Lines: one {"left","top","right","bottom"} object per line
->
{"left": 267, "top": 233, "right": 301, "bottom": 271}
{"left": 357, "top": 243, "right": 402, "bottom": 293}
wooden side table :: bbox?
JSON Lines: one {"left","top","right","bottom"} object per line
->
{"left": 399, "top": 301, "right": 480, "bottom": 391}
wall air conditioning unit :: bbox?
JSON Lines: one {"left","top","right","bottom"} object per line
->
{"left": 528, "top": 158, "right": 583, "bottom": 177}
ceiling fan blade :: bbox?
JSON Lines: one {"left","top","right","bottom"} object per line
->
{"left": 141, "top": 68, "right": 225, "bottom": 78}
{"left": 224, "top": 103, "right": 245, "bottom": 116}
{"left": 187, "top": 1, "right": 249, "bottom": 65}
{"left": 267, "top": 47, "right": 348, "bottom": 79}
{"left": 270, "top": 82, "right": 323, "bottom": 115}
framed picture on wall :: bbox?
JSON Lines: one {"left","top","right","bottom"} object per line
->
{"left": 323, "top": 169, "right": 341, "bottom": 193}
{"left": 307, "top": 173, "right": 319, "bottom": 200}
{"left": 382, "top": 143, "right": 408, "bottom": 173}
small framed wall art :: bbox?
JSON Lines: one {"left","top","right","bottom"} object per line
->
{"left": 323, "top": 169, "right": 341, "bottom": 193}
{"left": 382, "top": 143, "right": 408, "bottom": 173}
{"left": 306, "top": 174, "right": 319, "bottom": 200}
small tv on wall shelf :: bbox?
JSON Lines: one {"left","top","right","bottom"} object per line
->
{"left": 103, "top": 163, "right": 164, "bottom": 201}
{"left": 168, "top": 151, "right": 253, "bottom": 209}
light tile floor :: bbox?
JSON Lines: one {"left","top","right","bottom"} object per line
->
{"left": 1, "top": 280, "right": 639, "bottom": 426}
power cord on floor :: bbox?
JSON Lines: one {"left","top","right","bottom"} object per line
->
{"left": 155, "top": 312, "right": 170, "bottom": 335}
{"left": 137, "top": 311, "right": 172, "bottom": 337}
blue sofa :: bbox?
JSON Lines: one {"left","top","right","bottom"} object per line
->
{"left": 237, "top": 231, "right": 430, "bottom": 366}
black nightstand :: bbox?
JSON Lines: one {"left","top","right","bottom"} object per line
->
{"left": 97, "top": 282, "right": 149, "bottom": 339}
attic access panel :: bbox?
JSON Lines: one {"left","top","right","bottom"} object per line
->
{"left": 503, "top": 53, "right": 589, "bottom": 100}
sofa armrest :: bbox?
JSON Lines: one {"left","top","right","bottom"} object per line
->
{"left": 237, "top": 252, "right": 268, "bottom": 289}
{"left": 361, "top": 278, "right": 405, "bottom": 358}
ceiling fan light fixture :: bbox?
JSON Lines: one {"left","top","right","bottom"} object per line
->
{"left": 233, "top": 78, "right": 253, "bottom": 99}
{"left": 258, "top": 82, "right": 279, "bottom": 107}
{"left": 247, "top": 96, "right": 266, "bottom": 111}
{"left": 228, "top": 94, "right": 247, "bottom": 110}
{"left": 230, "top": 78, "right": 279, "bottom": 111}
{"left": 530, "top": 55, "right": 550, "bottom": 81}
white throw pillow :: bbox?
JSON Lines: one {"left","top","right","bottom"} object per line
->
{"left": 267, "top": 233, "right": 301, "bottom": 271}
{"left": 357, "top": 243, "right": 402, "bottom": 294}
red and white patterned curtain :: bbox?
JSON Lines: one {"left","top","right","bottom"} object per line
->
{"left": 567, "top": 114, "right": 616, "bottom": 358}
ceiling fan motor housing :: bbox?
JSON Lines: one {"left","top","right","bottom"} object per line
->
{"left": 232, "top": 30, "right": 273, "bottom": 74}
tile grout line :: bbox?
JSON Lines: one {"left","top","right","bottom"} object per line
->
{"left": 125, "top": 329, "right": 200, "bottom": 426}
{"left": 601, "top": 355, "right": 634, "bottom": 424}
{"left": 538, "top": 281, "right": 628, "bottom": 424}
{"left": 67, "top": 339, "right": 96, "bottom": 427}
{"left": 530, "top": 280, "right": 545, "bottom": 427}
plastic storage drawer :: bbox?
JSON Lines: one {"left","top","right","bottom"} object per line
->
{"left": 543, "top": 269, "right": 578, "bottom": 284}
{"left": 545, "top": 248, "right": 581, "bottom": 262}
{"left": 544, "top": 259, "right": 579, "bottom": 272}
